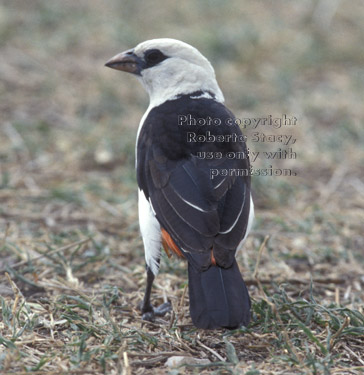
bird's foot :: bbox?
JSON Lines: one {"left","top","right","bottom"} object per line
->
{"left": 140, "top": 301, "right": 172, "bottom": 322}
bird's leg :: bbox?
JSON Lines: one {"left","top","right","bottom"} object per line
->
{"left": 140, "top": 266, "right": 155, "bottom": 317}
{"left": 140, "top": 266, "right": 171, "bottom": 321}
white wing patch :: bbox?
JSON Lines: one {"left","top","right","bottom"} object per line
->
{"left": 138, "top": 189, "right": 161, "bottom": 275}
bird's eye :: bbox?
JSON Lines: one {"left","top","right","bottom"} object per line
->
{"left": 146, "top": 51, "right": 161, "bottom": 62}
{"left": 144, "top": 49, "right": 167, "bottom": 66}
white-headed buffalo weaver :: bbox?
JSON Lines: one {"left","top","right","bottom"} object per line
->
{"left": 105, "top": 39, "right": 254, "bottom": 329}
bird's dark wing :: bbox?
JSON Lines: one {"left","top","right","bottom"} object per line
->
{"left": 137, "top": 94, "right": 251, "bottom": 269}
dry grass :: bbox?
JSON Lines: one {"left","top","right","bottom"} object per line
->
{"left": 1, "top": 0, "right": 364, "bottom": 374}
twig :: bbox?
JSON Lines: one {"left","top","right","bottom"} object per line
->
{"left": 5, "top": 272, "right": 24, "bottom": 315}
{"left": 196, "top": 339, "right": 225, "bottom": 362}
{"left": 168, "top": 309, "right": 176, "bottom": 330}
{"left": 343, "top": 344, "right": 364, "bottom": 366}
{"left": 122, "top": 352, "right": 131, "bottom": 375}
{"left": 179, "top": 283, "right": 188, "bottom": 309}
{"left": 330, "top": 316, "right": 350, "bottom": 349}
{"left": 174, "top": 330, "right": 200, "bottom": 355}
{"left": 335, "top": 287, "right": 340, "bottom": 305}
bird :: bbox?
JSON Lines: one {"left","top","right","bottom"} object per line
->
{"left": 105, "top": 38, "right": 254, "bottom": 329}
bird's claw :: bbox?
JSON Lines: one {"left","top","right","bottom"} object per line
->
{"left": 140, "top": 301, "right": 172, "bottom": 322}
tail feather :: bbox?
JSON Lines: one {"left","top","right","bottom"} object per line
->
{"left": 188, "top": 259, "right": 251, "bottom": 329}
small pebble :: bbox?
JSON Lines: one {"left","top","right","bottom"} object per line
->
{"left": 166, "top": 356, "right": 210, "bottom": 368}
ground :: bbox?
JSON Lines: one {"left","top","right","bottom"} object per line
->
{"left": 0, "top": 1, "right": 363, "bottom": 374}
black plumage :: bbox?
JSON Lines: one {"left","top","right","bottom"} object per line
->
{"left": 137, "top": 92, "right": 251, "bottom": 328}
{"left": 105, "top": 39, "right": 254, "bottom": 329}
{"left": 137, "top": 93, "right": 251, "bottom": 253}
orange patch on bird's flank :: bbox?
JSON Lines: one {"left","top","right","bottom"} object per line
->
{"left": 161, "top": 228, "right": 184, "bottom": 258}
{"left": 211, "top": 250, "right": 217, "bottom": 266}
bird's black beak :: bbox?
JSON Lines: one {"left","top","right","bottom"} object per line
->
{"left": 105, "top": 49, "right": 142, "bottom": 75}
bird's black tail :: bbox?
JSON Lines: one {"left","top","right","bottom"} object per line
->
{"left": 187, "top": 259, "right": 251, "bottom": 329}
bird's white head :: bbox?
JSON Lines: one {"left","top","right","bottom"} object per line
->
{"left": 105, "top": 38, "right": 224, "bottom": 107}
